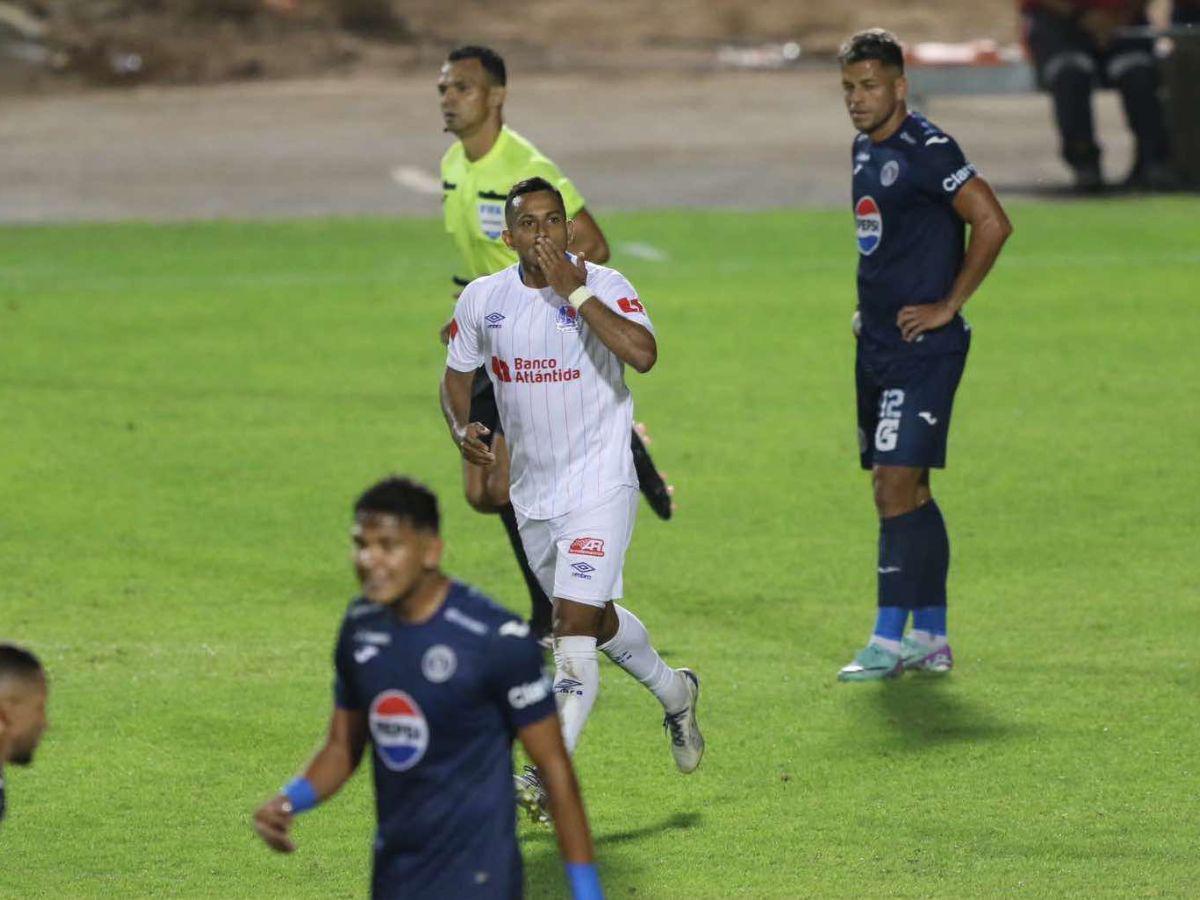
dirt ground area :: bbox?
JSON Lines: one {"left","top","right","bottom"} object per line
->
{"left": 5, "top": 1, "right": 1029, "bottom": 88}
{"left": 0, "top": 67, "right": 1140, "bottom": 223}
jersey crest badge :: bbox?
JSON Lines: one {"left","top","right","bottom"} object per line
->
{"left": 880, "top": 161, "right": 899, "bottom": 187}
{"left": 421, "top": 644, "right": 457, "bottom": 684}
{"left": 556, "top": 305, "right": 580, "bottom": 332}
{"left": 370, "top": 691, "right": 429, "bottom": 771}
{"left": 855, "top": 196, "right": 883, "bottom": 256}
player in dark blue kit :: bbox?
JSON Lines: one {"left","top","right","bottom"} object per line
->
{"left": 253, "top": 477, "right": 602, "bottom": 899}
{"left": 835, "top": 30, "right": 1013, "bottom": 681}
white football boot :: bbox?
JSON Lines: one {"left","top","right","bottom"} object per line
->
{"left": 513, "top": 765, "right": 549, "bottom": 825}
{"left": 662, "top": 669, "right": 705, "bottom": 774}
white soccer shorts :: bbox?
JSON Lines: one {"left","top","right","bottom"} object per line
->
{"left": 516, "top": 486, "right": 639, "bottom": 607}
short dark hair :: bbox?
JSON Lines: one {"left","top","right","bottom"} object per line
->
{"left": 0, "top": 643, "right": 44, "bottom": 686}
{"left": 354, "top": 477, "right": 440, "bottom": 533}
{"left": 447, "top": 45, "right": 507, "bottom": 86}
{"left": 838, "top": 29, "right": 905, "bottom": 73}
{"left": 504, "top": 177, "right": 565, "bottom": 226}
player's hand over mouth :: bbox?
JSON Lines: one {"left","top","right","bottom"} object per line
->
{"left": 253, "top": 795, "right": 297, "bottom": 853}
{"left": 897, "top": 300, "right": 958, "bottom": 342}
{"left": 533, "top": 236, "right": 588, "bottom": 300}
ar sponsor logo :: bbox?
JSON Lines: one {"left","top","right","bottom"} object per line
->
{"left": 369, "top": 690, "right": 429, "bottom": 771}
{"left": 855, "top": 196, "right": 882, "bottom": 256}
{"left": 942, "top": 164, "right": 977, "bottom": 192}
{"left": 568, "top": 537, "right": 605, "bottom": 557}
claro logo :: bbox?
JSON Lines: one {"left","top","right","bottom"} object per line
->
{"left": 942, "top": 164, "right": 977, "bottom": 192}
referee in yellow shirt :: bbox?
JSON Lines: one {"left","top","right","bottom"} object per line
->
{"left": 437, "top": 45, "right": 673, "bottom": 641}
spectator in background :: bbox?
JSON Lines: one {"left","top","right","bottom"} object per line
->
{"left": 1173, "top": 0, "right": 1200, "bottom": 24}
{"left": 1022, "top": 0, "right": 1175, "bottom": 190}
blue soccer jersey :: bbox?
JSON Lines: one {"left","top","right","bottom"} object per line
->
{"left": 333, "top": 581, "right": 556, "bottom": 900}
{"left": 852, "top": 112, "right": 977, "bottom": 359}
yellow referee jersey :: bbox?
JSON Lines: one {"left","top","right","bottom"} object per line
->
{"left": 441, "top": 126, "right": 586, "bottom": 281}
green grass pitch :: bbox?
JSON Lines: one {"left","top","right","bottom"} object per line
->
{"left": 2, "top": 200, "right": 1198, "bottom": 898}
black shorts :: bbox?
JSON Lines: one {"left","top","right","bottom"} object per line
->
{"left": 856, "top": 344, "right": 969, "bottom": 471}
{"left": 1024, "top": 9, "right": 1155, "bottom": 89}
{"left": 468, "top": 366, "right": 502, "bottom": 443}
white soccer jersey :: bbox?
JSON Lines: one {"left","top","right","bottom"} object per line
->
{"left": 446, "top": 260, "right": 655, "bottom": 520}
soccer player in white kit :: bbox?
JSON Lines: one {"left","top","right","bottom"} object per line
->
{"left": 440, "top": 177, "right": 704, "bottom": 817}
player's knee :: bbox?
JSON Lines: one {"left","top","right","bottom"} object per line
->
{"left": 872, "top": 469, "right": 920, "bottom": 518}
{"left": 553, "top": 601, "right": 605, "bottom": 637}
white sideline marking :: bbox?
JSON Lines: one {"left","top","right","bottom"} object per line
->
{"left": 390, "top": 165, "right": 442, "bottom": 195}
{"left": 616, "top": 241, "right": 669, "bottom": 262}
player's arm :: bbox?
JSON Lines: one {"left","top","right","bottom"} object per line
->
{"left": 252, "top": 706, "right": 368, "bottom": 853}
{"left": 569, "top": 208, "right": 610, "bottom": 265}
{"left": 440, "top": 366, "right": 496, "bottom": 466}
{"left": 533, "top": 237, "right": 656, "bottom": 373}
{"left": 898, "top": 177, "right": 1013, "bottom": 342}
{"left": 438, "top": 280, "right": 469, "bottom": 345}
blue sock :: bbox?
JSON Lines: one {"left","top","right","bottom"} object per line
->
{"left": 873, "top": 606, "right": 908, "bottom": 642}
{"left": 913, "top": 606, "right": 947, "bottom": 636}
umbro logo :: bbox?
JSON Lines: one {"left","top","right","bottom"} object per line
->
{"left": 918, "top": 411, "right": 938, "bottom": 425}
{"left": 485, "top": 312, "right": 505, "bottom": 328}
{"left": 553, "top": 677, "right": 585, "bottom": 696}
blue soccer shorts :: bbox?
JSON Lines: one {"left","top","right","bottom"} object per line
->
{"left": 855, "top": 347, "right": 969, "bottom": 471}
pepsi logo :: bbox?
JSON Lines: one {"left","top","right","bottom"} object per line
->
{"left": 369, "top": 690, "right": 429, "bottom": 772}
{"left": 855, "top": 196, "right": 882, "bottom": 256}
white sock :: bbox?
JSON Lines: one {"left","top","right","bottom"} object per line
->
{"left": 552, "top": 635, "right": 599, "bottom": 756}
{"left": 909, "top": 629, "right": 948, "bottom": 649}
{"left": 869, "top": 635, "right": 902, "bottom": 654}
{"left": 598, "top": 604, "right": 689, "bottom": 714}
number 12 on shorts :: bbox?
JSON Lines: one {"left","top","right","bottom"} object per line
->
{"left": 875, "top": 389, "right": 905, "bottom": 452}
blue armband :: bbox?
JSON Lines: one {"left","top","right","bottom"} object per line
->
{"left": 565, "top": 863, "right": 603, "bottom": 900}
{"left": 282, "top": 777, "right": 319, "bottom": 815}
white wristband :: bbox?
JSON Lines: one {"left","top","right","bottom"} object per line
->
{"left": 568, "top": 285, "right": 594, "bottom": 309}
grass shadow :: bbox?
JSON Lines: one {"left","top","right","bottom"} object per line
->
{"left": 521, "top": 812, "right": 702, "bottom": 898}
{"left": 847, "top": 675, "right": 1026, "bottom": 753}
